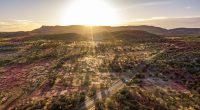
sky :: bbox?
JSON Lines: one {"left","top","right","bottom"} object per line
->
{"left": 0, "top": 0, "right": 200, "bottom": 32}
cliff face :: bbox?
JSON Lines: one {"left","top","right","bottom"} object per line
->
{"left": 32, "top": 25, "right": 90, "bottom": 34}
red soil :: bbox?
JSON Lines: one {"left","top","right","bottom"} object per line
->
{"left": 0, "top": 62, "right": 50, "bottom": 91}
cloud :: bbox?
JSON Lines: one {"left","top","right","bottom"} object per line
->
{"left": 125, "top": 16, "right": 200, "bottom": 28}
{"left": 129, "top": 17, "right": 167, "bottom": 22}
{"left": 115, "top": 0, "right": 173, "bottom": 14}
{"left": 137, "top": 1, "right": 172, "bottom": 6}
{"left": 0, "top": 22, "right": 5, "bottom": 24}
{"left": 0, "top": 19, "right": 42, "bottom": 32}
{"left": 185, "top": 6, "right": 191, "bottom": 9}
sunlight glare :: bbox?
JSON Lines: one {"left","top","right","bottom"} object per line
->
{"left": 61, "top": 0, "right": 120, "bottom": 26}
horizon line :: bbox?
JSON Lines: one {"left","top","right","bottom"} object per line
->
{"left": 1, "top": 24, "right": 200, "bottom": 33}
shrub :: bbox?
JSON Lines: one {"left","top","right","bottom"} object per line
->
{"left": 95, "top": 100, "right": 105, "bottom": 110}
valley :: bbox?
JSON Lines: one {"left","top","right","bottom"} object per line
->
{"left": 0, "top": 29, "right": 200, "bottom": 110}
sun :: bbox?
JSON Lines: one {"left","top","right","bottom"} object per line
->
{"left": 61, "top": 0, "right": 120, "bottom": 26}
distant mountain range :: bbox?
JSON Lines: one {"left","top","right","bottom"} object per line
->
{"left": 32, "top": 25, "right": 200, "bottom": 37}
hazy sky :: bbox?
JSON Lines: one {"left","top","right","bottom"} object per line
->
{"left": 0, "top": 0, "right": 200, "bottom": 31}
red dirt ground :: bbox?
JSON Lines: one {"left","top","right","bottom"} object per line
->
{"left": 0, "top": 62, "right": 51, "bottom": 91}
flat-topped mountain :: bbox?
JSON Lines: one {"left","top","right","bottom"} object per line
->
{"left": 32, "top": 25, "right": 167, "bottom": 35}
{"left": 32, "top": 25, "right": 200, "bottom": 36}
